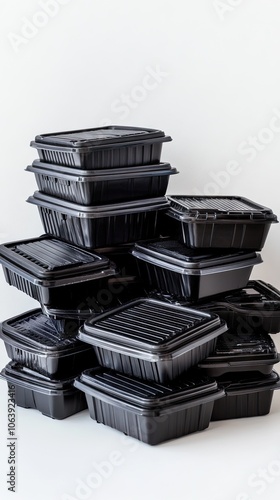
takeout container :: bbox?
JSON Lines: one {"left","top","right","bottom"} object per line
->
{"left": 27, "top": 193, "right": 170, "bottom": 248}
{"left": 0, "top": 235, "right": 117, "bottom": 307}
{"left": 211, "top": 370, "right": 280, "bottom": 421}
{"left": 0, "top": 309, "right": 96, "bottom": 378}
{"left": 0, "top": 362, "right": 87, "bottom": 419}
{"left": 26, "top": 161, "right": 177, "bottom": 205}
{"left": 30, "top": 126, "right": 172, "bottom": 169}
{"left": 131, "top": 240, "right": 262, "bottom": 301}
{"left": 198, "top": 329, "right": 279, "bottom": 376}
{"left": 74, "top": 367, "right": 224, "bottom": 445}
{"left": 78, "top": 298, "right": 227, "bottom": 383}
{"left": 164, "top": 195, "right": 278, "bottom": 250}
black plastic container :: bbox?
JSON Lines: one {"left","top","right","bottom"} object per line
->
{"left": 165, "top": 195, "right": 278, "bottom": 250}
{"left": 0, "top": 235, "right": 117, "bottom": 307}
{"left": 131, "top": 240, "right": 262, "bottom": 301}
{"left": 198, "top": 280, "right": 280, "bottom": 335}
{"left": 211, "top": 371, "right": 280, "bottom": 421}
{"left": 78, "top": 298, "right": 227, "bottom": 383}
{"left": 30, "top": 126, "right": 172, "bottom": 169}
{"left": 0, "top": 362, "right": 87, "bottom": 419}
{"left": 0, "top": 309, "right": 97, "bottom": 378}
{"left": 27, "top": 192, "right": 169, "bottom": 248}
{"left": 198, "top": 329, "right": 279, "bottom": 376}
{"left": 26, "top": 161, "right": 178, "bottom": 205}
{"left": 74, "top": 367, "right": 224, "bottom": 445}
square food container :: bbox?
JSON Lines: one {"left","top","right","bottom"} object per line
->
{"left": 26, "top": 161, "right": 178, "bottom": 205}
{"left": 131, "top": 240, "right": 262, "bottom": 301}
{"left": 78, "top": 298, "right": 227, "bottom": 383}
{"left": 27, "top": 192, "right": 170, "bottom": 248}
{"left": 74, "top": 367, "right": 224, "bottom": 445}
{"left": 165, "top": 195, "right": 278, "bottom": 250}
{"left": 0, "top": 309, "right": 97, "bottom": 378}
{"left": 198, "top": 280, "right": 280, "bottom": 334}
{"left": 211, "top": 370, "right": 280, "bottom": 421}
{"left": 198, "top": 329, "right": 279, "bottom": 376}
{"left": 0, "top": 362, "right": 87, "bottom": 419}
{"left": 0, "top": 235, "right": 117, "bottom": 307}
{"left": 30, "top": 126, "right": 172, "bottom": 169}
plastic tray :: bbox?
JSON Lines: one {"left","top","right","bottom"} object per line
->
{"left": 27, "top": 193, "right": 170, "bottom": 248}
{"left": 42, "top": 276, "right": 148, "bottom": 335}
{"left": 198, "top": 280, "right": 280, "bottom": 334}
{"left": 131, "top": 240, "right": 262, "bottom": 301}
{"left": 30, "top": 126, "right": 172, "bottom": 170}
{"left": 0, "top": 235, "right": 117, "bottom": 307}
{"left": 26, "top": 161, "right": 178, "bottom": 205}
{"left": 198, "top": 329, "right": 279, "bottom": 376}
{"left": 74, "top": 367, "right": 224, "bottom": 445}
{"left": 211, "top": 370, "right": 280, "bottom": 421}
{"left": 0, "top": 362, "right": 87, "bottom": 419}
{"left": 0, "top": 309, "right": 97, "bottom": 378}
{"left": 165, "top": 195, "right": 278, "bottom": 250}
{"left": 78, "top": 298, "right": 227, "bottom": 382}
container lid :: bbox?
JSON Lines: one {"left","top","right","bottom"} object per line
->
{"left": 1, "top": 362, "right": 76, "bottom": 391}
{"left": 32, "top": 126, "right": 170, "bottom": 148}
{"left": 27, "top": 161, "right": 177, "bottom": 181}
{"left": 213, "top": 280, "right": 280, "bottom": 312}
{"left": 27, "top": 192, "right": 170, "bottom": 219}
{"left": 0, "top": 235, "right": 111, "bottom": 279}
{"left": 132, "top": 239, "right": 262, "bottom": 270}
{"left": 198, "top": 329, "right": 278, "bottom": 364}
{"left": 78, "top": 298, "right": 226, "bottom": 357}
{"left": 216, "top": 370, "right": 280, "bottom": 394}
{"left": 167, "top": 196, "right": 278, "bottom": 222}
{"left": 0, "top": 309, "right": 89, "bottom": 352}
{"left": 78, "top": 367, "right": 220, "bottom": 409}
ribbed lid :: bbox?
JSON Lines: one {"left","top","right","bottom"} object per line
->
{"left": 1, "top": 309, "right": 84, "bottom": 351}
{"left": 167, "top": 196, "right": 277, "bottom": 221}
{"left": 0, "top": 235, "right": 110, "bottom": 279}
{"left": 79, "top": 367, "right": 218, "bottom": 408}
{"left": 80, "top": 298, "right": 222, "bottom": 352}
{"left": 33, "top": 126, "right": 166, "bottom": 148}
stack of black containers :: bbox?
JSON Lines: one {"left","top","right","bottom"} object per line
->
{"left": 1, "top": 126, "right": 280, "bottom": 445}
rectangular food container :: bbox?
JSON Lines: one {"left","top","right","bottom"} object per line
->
{"left": 131, "top": 240, "right": 262, "bottom": 301}
{"left": 30, "top": 126, "right": 172, "bottom": 169}
{"left": 198, "top": 280, "right": 280, "bottom": 334}
{"left": 26, "top": 161, "right": 177, "bottom": 205}
{"left": 74, "top": 367, "right": 224, "bottom": 445}
{"left": 198, "top": 329, "right": 279, "bottom": 376}
{"left": 0, "top": 235, "right": 117, "bottom": 307}
{"left": 211, "top": 370, "right": 280, "bottom": 421}
{"left": 78, "top": 298, "right": 227, "bottom": 383}
{"left": 0, "top": 309, "right": 97, "bottom": 378}
{"left": 27, "top": 192, "right": 170, "bottom": 248}
{"left": 164, "top": 195, "right": 278, "bottom": 250}
{"left": 0, "top": 362, "right": 87, "bottom": 419}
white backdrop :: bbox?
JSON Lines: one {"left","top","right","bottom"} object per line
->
{"left": 1, "top": 1, "right": 280, "bottom": 499}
